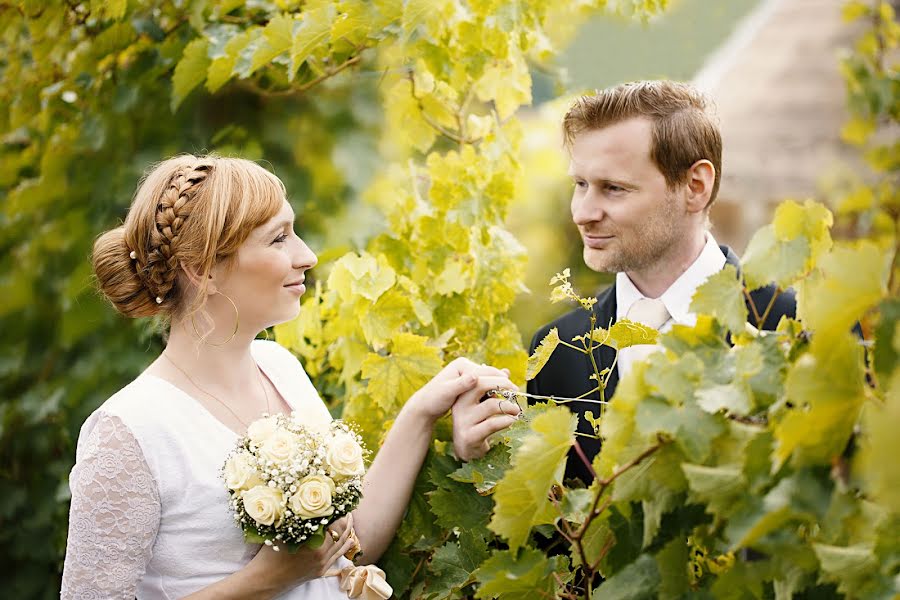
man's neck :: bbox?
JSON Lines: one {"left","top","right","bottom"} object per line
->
{"left": 624, "top": 230, "right": 707, "bottom": 299}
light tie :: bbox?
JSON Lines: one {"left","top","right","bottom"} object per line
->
{"left": 625, "top": 297, "right": 671, "bottom": 330}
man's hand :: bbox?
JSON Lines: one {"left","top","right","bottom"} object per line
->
{"left": 451, "top": 365, "right": 521, "bottom": 461}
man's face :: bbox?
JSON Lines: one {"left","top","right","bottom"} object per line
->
{"left": 569, "top": 117, "right": 688, "bottom": 274}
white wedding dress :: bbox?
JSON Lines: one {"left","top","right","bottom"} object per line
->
{"left": 60, "top": 340, "right": 353, "bottom": 599}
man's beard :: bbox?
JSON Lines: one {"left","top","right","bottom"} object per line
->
{"left": 583, "top": 194, "right": 683, "bottom": 274}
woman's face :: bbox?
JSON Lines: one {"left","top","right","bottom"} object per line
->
{"left": 215, "top": 199, "right": 317, "bottom": 331}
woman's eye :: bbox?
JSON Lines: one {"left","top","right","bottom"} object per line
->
{"left": 574, "top": 180, "right": 587, "bottom": 189}
{"left": 272, "top": 233, "right": 288, "bottom": 244}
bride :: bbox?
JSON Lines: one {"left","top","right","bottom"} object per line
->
{"left": 61, "top": 155, "right": 522, "bottom": 598}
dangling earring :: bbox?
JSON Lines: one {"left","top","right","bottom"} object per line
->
{"left": 191, "top": 291, "right": 240, "bottom": 346}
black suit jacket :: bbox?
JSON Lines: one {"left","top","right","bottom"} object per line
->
{"left": 527, "top": 245, "right": 797, "bottom": 485}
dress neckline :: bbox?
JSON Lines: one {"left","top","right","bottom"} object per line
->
{"left": 140, "top": 342, "right": 297, "bottom": 438}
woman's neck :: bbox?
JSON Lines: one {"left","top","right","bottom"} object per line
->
{"left": 150, "top": 320, "right": 262, "bottom": 399}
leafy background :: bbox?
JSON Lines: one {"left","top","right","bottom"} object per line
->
{"left": 1, "top": 0, "right": 897, "bottom": 598}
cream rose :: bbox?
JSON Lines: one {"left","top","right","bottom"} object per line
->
{"left": 289, "top": 475, "right": 335, "bottom": 519}
{"left": 258, "top": 429, "right": 301, "bottom": 465}
{"left": 246, "top": 415, "right": 279, "bottom": 444}
{"left": 223, "top": 451, "right": 262, "bottom": 491}
{"left": 326, "top": 432, "right": 365, "bottom": 479}
{"left": 294, "top": 409, "right": 332, "bottom": 437}
{"left": 241, "top": 485, "right": 284, "bottom": 527}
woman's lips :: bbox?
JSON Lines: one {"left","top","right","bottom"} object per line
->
{"left": 284, "top": 282, "right": 306, "bottom": 295}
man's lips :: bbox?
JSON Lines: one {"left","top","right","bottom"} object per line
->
{"left": 582, "top": 233, "right": 614, "bottom": 249}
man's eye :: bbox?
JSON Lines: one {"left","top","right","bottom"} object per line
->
{"left": 606, "top": 184, "right": 626, "bottom": 193}
{"left": 272, "top": 233, "right": 288, "bottom": 244}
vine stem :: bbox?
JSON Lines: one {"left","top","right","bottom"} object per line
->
{"left": 758, "top": 287, "right": 782, "bottom": 328}
{"left": 242, "top": 52, "right": 366, "bottom": 98}
{"left": 742, "top": 287, "right": 763, "bottom": 328}
{"left": 558, "top": 438, "right": 666, "bottom": 599}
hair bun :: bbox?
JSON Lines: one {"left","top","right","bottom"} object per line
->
{"left": 92, "top": 226, "right": 161, "bottom": 318}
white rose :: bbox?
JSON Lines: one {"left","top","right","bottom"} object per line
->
{"left": 289, "top": 475, "right": 335, "bottom": 519}
{"left": 292, "top": 410, "right": 332, "bottom": 437}
{"left": 247, "top": 415, "right": 279, "bottom": 444}
{"left": 224, "top": 451, "right": 263, "bottom": 491}
{"left": 241, "top": 485, "right": 284, "bottom": 527}
{"left": 326, "top": 432, "right": 365, "bottom": 479}
{"left": 258, "top": 430, "right": 301, "bottom": 465}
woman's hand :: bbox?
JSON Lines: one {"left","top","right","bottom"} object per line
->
{"left": 405, "top": 357, "right": 484, "bottom": 423}
{"left": 451, "top": 373, "right": 520, "bottom": 460}
{"left": 246, "top": 514, "right": 357, "bottom": 595}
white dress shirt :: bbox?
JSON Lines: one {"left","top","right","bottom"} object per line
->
{"left": 614, "top": 234, "right": 727, "bottom": 379}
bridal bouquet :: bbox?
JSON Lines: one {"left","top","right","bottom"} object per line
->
{"left": 222, "top": 412, "right": 367, "bottom": 553}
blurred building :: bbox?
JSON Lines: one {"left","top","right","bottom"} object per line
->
{"left": 695, "top": 0, "right": 862, "bottom": 251}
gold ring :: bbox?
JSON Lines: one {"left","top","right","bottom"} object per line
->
{"left": 330, "top": 529, "right": 339, "bottom": 542}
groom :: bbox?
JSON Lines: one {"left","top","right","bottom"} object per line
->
{"left": 528, "top": 80, "right": 796, "bottom": 485}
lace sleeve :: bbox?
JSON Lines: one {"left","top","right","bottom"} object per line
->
{"left": 61, "top": 412, "right": 161, "bottom": 599}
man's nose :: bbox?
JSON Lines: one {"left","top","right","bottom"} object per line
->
{"left": 571, "top": 190, "right": 603, "bottom": 225}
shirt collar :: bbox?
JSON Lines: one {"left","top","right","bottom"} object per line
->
{"left": 615, "top": 234, "right": 726, "bottom": 325}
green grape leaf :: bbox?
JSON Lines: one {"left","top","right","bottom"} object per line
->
{"left": 773, "top": 200, "right": 833, "bottom": 266}
{"left": 607, "top": 319, "right": 659, "bottom": 349}
{"left": 593, "top": 553, "right": 660, "bottom": 600}
{"left": 429, "top": 479, "right": 494, "bottom": 533}
{"left": 856, "top": 370, "right": 900, "bottom": 513}
{"left": 526, "top": 327, "right": 560, "bottom": 380}
{"left": 691, "top": 265, "right": 748, "bottom": 334}
{"left": 773, "top": 333, "right": 865, "bottom": 468}
{"left": 813, "top": 543, "right": 878, "bottom": 594}
{"left": 289, "top": 1, "right": 335, "bottom": 78}
{"left": 681, "top": 463, "right": 746, "bottom": 515}
{"left": 250, "top": 14, "right": 295, "bottom": 74}
{"left": 696, "top": 382, "right": 753, "bottom": 416}
{"left": 797, "top": 240, "right": 887, "bottom": 346}
{"left": 741, "top": 225, "right": 809, "bottom": 291}
{"left": 171, "top": 38, "right": 210, "bottom": 111}
{"left": 489, "top": 406, "right": 576, "bottom": 550}
{"left": 448, "top": 442, "right": 512, "bottom": 495}
{"left": 360, "top": 333, "right": 442, "bottom": 412}
{"left": 328, "top": 252, "right": 397, "bottom": 303}
{"left": 359, "top": 289, "right": 413, "bottom": 351}
{"left": 426, "top": 533, "right": 489, "bottom": 598}
{"left": 474, "top": 548, "right": 570, "bottom": 600}
{"left": 872, "top": 297, "right": 900, "bottom": 385}
{"left": 206, "top": 29, "right": 254, "bottom": 92}
{"left": 635, "top": 397, "right": 724, "bottom": 463}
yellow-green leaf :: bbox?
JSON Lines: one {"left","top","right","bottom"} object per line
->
{"left": 796, "top": 240, "right": 887, "bottom": 343}
{"left": 526, "top": 327, "right": 560, "bottom": 380}
{"left": 691, "top": 265, "right": 747, "bottom": 334}
{"left": 489, "top": 406, "right": 576, "bottom": 550}
{"left": 360, "top": 333, "right": 442, "bottom": 411}
{"left": 607, "top": 319, "right": 658, "bottom": 349}
{"left": 172, "top": 38, "right": 210, "bottom": 111}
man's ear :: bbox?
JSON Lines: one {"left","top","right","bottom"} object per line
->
{"left": 685, "top": 159, "right": 715, "bottom": 213}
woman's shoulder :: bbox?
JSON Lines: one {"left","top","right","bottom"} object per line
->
{"left": 251, "top": 339, "right": 310, "bottom": 377}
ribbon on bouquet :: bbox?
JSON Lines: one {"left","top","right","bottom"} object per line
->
{"left": 326, "top": 564, "right": 393, "bottom": 600}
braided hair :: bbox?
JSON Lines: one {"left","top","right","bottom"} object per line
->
{"left": 92, "top": 155, "right": 285, "bottom": 319}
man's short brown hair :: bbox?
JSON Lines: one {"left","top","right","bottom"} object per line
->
{"left": 563, "top": 80, "right": 723, "bottom": 206}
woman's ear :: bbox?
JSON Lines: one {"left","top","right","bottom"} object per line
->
{"left": 685, "top": 159, "right": 716, "bottom": 213}
{"left": 181, "top": 265, "right": 219, "bottom": 296}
